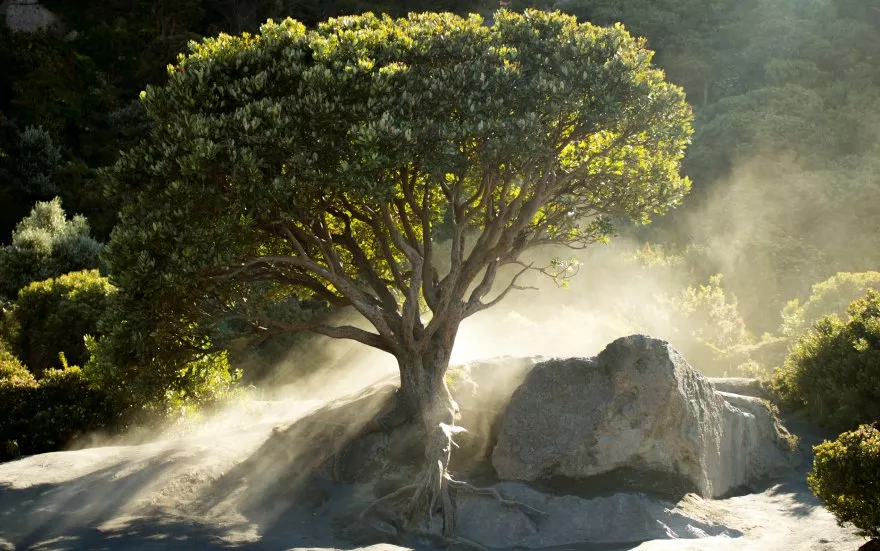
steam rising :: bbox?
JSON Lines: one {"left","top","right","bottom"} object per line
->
{"left": 6, "top": 154, "right": 878, "bottom": 550}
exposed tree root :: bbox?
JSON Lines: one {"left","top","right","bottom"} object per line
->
{"left": 445, "top": 476, "right": 547, "bottom": 519}
{"left": 359, "top": 463, "right": 546, "bottom": 541}
{"left": 335, "top": 378, "right": 542, "bottom": 543}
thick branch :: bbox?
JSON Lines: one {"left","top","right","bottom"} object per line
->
{"left": 233, "top": 313, "right": 397, "bottom": 355}
{"left": 282, "top": 223, "right": 398, "bottom": 341}
{"left": 327, "top": 206, "right": 400, "bottom": 314}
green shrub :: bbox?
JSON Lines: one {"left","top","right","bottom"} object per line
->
{"left": 0, "top": 364, "right": 113, "bottom": 461}
{"left": 808, "top": 423, "right": 880, "bottom": 538}
{"left": 12, "top": 269, "right": 114, "bottom": 376}
{"left": 660, "top": 274, "right": 754, "bottom": 374}
{"left": 84, "top": 334, "right": 239, "bottom": 424}
{"left": 781, "top": 272, "right": 880, "bottom": 338}
{"left": 0, "top": 198, "right": 103, "bottom": 299}
{"left": 0, "top": 339, "right": 34, "bottom": 385}
{"left": 12, "top": 125, "right": 62, "bottom": 195}
{"left": 772, "top": 290, "right": 880, "bottom": 430}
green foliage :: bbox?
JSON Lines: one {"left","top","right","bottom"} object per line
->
{"left": 102, "top": 9, "right": 691, "bottom": 397}
{"left": 0, "top": 339, "right": 34, "bottom": 386}
{"left": 12, "top": 269, "right": 114, "bottom": 376}
{"left": 782, "top": 272, "right": 880, "bottom": 337}
{"left": 0, "top": 364, "right": 112, "bottom": 461}
{"left": 665, "top": 274, "right": 749, "bottom": 351}
{"left": 0, "top": 198, "right": 103, "bottom": 299}
{"left": 84, "top": 335, "right": 239, "bottom": 421}
{"left": 11, "top": 125, "right": 62, "bottom": 195}
{"left": 808, "top": 423, "right": 880, "bottom": 538}
{"left": 556, "top": 0, "right": 880, "bottom": 334}
{"left": 645, "top": 272, "right": 753, "bottom": 375}
{"left": 772, "top": 291, "right": 880, "bottom": 430}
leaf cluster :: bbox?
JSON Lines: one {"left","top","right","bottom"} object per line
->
{"left": 808, "top": 423, "right": 880, "bottom": 538}
{"left": 0, "top": 198, "right": 103, "bottom": 300}
{"left": 772, "top": 290, "right": 880, "bottom": 430}
{"left": 103, "top": 9, "right": 691, "bottom": 378}
{"left": 0, "top": 364, "right": 113, "bottom": 461}
{"left": 9, "top": 269, "right": 115, "bottom": 377}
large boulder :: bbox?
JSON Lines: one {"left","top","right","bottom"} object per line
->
{"left": 492, "top": 335, "right": 798, "bottom": 498}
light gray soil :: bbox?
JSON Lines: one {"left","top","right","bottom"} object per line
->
{"left": 0, "top": 398, "right": 867, "bottom": 551}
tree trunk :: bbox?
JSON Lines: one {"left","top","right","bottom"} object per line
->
{"left": 395, "top": 325, "right": 460, "bottom": 534}
{"left": 358, "top": 320, "right": 542, "bottom": 540}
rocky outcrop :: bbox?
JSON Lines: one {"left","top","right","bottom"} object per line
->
{"left": 455, "top": 482, "right": 738, "bottom": 548}
{"left": 492, "top": 335, "right": 798, "bottom": 498}
{"left": 709, "top": 377, "right": 772, "bottom": 400}
{"left": 2, "top": 0, "right": 60, "bottom": 32}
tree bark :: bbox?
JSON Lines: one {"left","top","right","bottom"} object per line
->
{"left": 395, "top": 321, "right": 460, "bottom": 534}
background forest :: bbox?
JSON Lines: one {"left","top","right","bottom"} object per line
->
{"left": 1, "top": 0, "right": 880, "bottom": 458}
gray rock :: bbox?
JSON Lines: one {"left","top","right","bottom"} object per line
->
{"left": 492, "top": 335, "right": 798, "bottom": 498}
{"left": 2, "top": 0, "right": 60, "bottom": 32}
{"left": 449, "top": 356, "right": 544, "bottom": 472}
{"left": 717, "top": 391, "right": 800, "bottom": 475}
{"left": 455, "top": 489, "right": 538, "bottom": 548}
{"left": 455, "top": 482, "right": 738, "bottom": 548}
{"left": 709, "top": 377, "right": 772, "bottom": 400}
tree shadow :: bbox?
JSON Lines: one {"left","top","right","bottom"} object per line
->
{"left": 0, "top": 379, "right": 428, "bottom": 550}
{"left": 0, "top": 455, "right": 204, "bottom": 550}
{"left": 190, "top": 380, "right": 422, "bottom": 548}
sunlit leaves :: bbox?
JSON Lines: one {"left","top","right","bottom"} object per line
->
{"left": 103, "top": 8, "right": 691, "bottom": 379}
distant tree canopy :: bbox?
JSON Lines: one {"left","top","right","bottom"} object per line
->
{"left": 102, "top": 9, "right": 691, "bottom": 531}
{"left": 0, "top": 198, "right": 103, "bottom": 300}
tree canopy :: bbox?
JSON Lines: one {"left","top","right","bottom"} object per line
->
{"left": 104, "top": 10, "right": 691, "bottom": 391}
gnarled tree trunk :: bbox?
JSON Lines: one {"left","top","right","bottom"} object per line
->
{"left": 395, "top": 325, "right": 460, "bottom": 534}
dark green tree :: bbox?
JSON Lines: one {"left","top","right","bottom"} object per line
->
{"left": 104, "top": 10, "right": 692, "bottom": 534}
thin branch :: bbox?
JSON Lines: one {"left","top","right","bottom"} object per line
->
{"left": 326, "top": 205, "right": 400, "bottom": 314}
{"left": 465, "top": 262, "right": 537, "bottom": 316}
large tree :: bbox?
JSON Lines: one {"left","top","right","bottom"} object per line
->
{"left": 103, "top": 9, "right": 691, "bottom": 536}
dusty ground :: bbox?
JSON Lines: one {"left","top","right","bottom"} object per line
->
{"left": 0, "top": 396, "right": 867, "bottom": 551}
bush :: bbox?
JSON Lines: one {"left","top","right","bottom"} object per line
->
{"left": 808, "top": 423, "right": 880, "bottom": 538}
{"left": 0, "top": 198, "right": 103, "bottom": 299}
{"left": 659, "top": 274, "right": 754, "bottom": 374}
{"left": 0, "top": 364, "right": 112, "bottom": 461}
{"left": 85, "top": 334, "right": 239, "bottom": 423}
{"left": 0, "top": 339, "right": 34, "bottom": 386}
{"left": 781, "top": 271, "right": 880, "bottom": 338}
{"left": 12, "top": 269, "right": 114, "bottom": 376}
{"left": 772, "top": 290, "right": 880, "bottom": 430}
{"left": 12, "top": 125, "right": 62, "bottom": 195}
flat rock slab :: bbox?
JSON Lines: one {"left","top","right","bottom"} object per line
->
{"left": 707, "top": 378, "right": 771, "bottom": 400}
{"left": 456, "top": 482, "right": 739, "bottom": 548}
